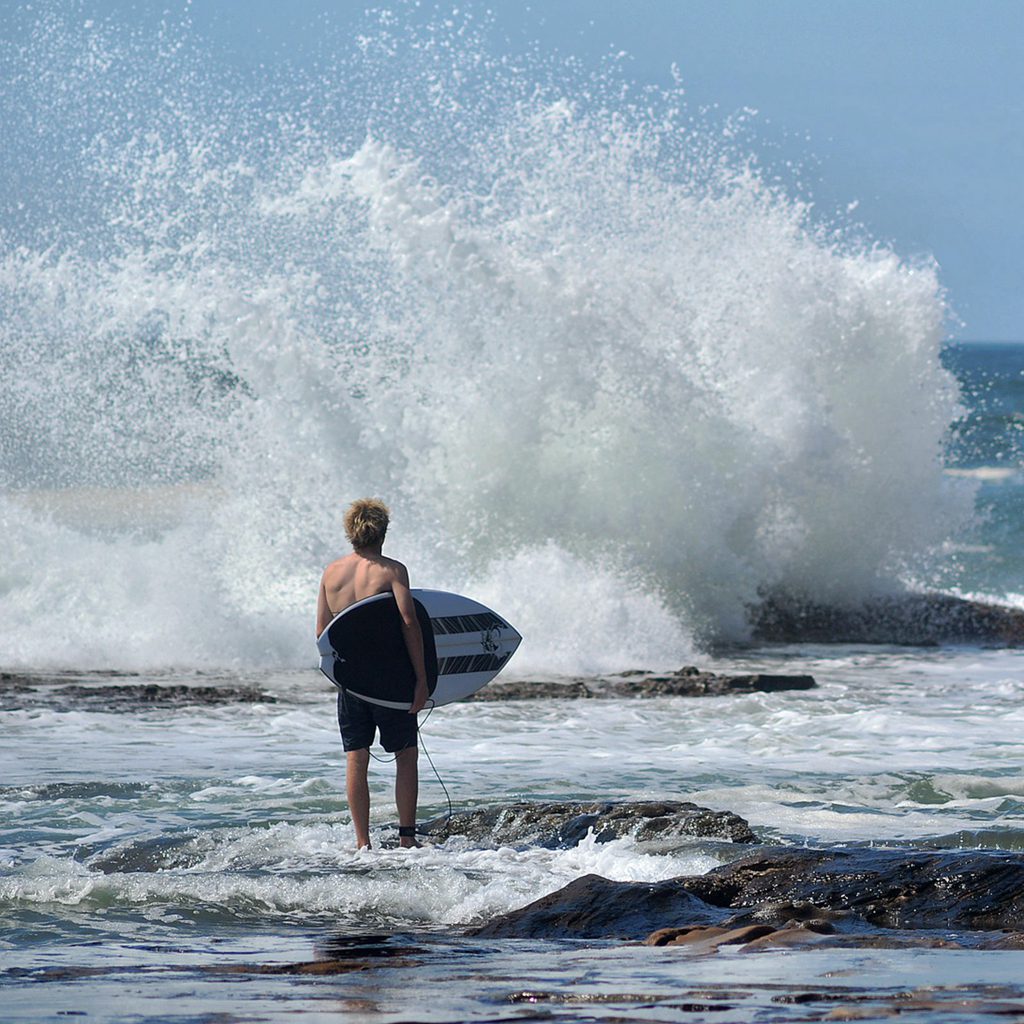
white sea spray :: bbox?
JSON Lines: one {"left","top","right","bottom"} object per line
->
{"left": 0, "top": 7, "right": 975, "bottom": 671}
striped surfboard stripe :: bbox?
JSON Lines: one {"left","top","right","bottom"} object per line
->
{"left": 430, "top": 612, "right": 507, "bottom": 635}
{"left": 437, "top": 651, "right": 512, "bottom": 676}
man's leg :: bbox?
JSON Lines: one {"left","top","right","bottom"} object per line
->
{"left": 346, "top": 748, "right": 372, "bottom": 849}
{"left": 395, "top": 746, "right": 420, "bottom": 848}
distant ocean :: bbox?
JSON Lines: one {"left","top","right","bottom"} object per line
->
{"left": 2, "top": 8, "right": 1023, "bottom": 1022}
{"left": 940, "top": 342, "right": 1024, "bottom": 600}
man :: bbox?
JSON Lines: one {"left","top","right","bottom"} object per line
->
{"left": 316, "top": 498, "right": 429, "bottom": 850}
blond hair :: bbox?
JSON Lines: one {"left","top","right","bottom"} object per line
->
{"left": 344, "top": 498, "right": 390, "bottom": 549}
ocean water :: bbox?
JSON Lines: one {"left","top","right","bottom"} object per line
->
{"left": 2, "top": 6, "right": 1024, "bottom": 1022}
{"left": 4, "top": 648, "right": 1024, "bottom": 1022}
{"left": 939, "top": 342, "right": 1024, "bottom": 601}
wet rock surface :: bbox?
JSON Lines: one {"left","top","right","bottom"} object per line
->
{"left": 469, "top": 873, "right": 725, "bottom": 939}
{"left": 470, "top": 845, "right": 1024, "bottom": 941}
{"left": 643, "top": 921, "right": 1024, "bottom": 952}
{"left": 0, "top": 674, "right": 276, "bottom": 709}
{"left": 685, "top": 847, "right": 1024, "bottom": 931}
{"left": 422, "top": 799, "right": 757, "bottom": 847}
{"left": 752, "top": 591, "right": 1024, "bottom": 647}
{"left": 468, "top": 668, "right": 816, "bottom": 701}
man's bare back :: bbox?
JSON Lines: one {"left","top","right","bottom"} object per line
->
{"left": 317, "top": 551, "right": 409, "bottom": 627}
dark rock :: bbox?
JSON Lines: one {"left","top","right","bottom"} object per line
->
{"left": 746, "top": 899, "right": 852, "bottom": 927}
{"left": 752, "top": 591, "right": 1024, "bottom": 647}
{"left": 0, "top": 681, "right": 276, "bottom": 710}
{"left": 467, "top": 873, "right": 722, "bottom": 939}
{"left": 468, "top": 669, "right": 816, "bottom": 701}
{"left": 471, "top": 845, "right": 1024, "bottom": 939}
{"left": 56, "top": 683, "right": 276, "bottom": 707}
{"left": 466, "top": 680, "right": 595, "bottom": 701}
{"left": 684, "top": 847, "right": 1024, "bottom": 931}
{"left": 422, "top": 800, "right": 757, "bottom": 847}
{"left": 86, "top": 832, "right": 214, "bottom": 873}
{"left": 315, "top": 934, "right": 422, "bottom": 960}
{"left": 613, "top": 672, "right": 816, "bottom": 697}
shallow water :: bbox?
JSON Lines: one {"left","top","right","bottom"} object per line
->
{"left": 7, "top": 935, "right": 1024, "bottom": 1024}
{"left": 3, "top": 649, "right": 1024, "bottom": 1022}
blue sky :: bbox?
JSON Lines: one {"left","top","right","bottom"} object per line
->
{"left": 5, "top": 1, "right": 1022, "bottom": 339}
{"left": 527, "top": 0, "right": 1021, "bottom": 342}
{"left": 189, "top": 0, "right": 1024, "bottom": 341}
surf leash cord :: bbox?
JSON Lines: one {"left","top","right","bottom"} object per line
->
{"left": 369, "top": 698, "right": 453, "bottom": 839}
{"left": 416, "top": 698, "right": 454, "bottom": 836}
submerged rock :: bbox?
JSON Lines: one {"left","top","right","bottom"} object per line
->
{"left": 470, "top": 845, "right": 1024, "bottom": 939}
{"left": 646, "top": 922, "right": 835, "bottom": 950}
{"left": 422, "top": 800, "right": 757, "bottom": 847}
{"left": 642, "top": 921, "right": 1013, "bottom": 952}
{"left": 752, "top": 592, "right": 1024, "bottom": 647}
{"left": 469, "top": 670, "right": 816, "bottom": 701}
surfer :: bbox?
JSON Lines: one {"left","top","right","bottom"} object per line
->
{"left": 316, "top": 498, "right": 429, "bottom": 850}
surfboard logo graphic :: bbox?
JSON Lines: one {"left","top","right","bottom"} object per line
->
{"left": 481, "top": 626, "right": 501, "bottom": 654}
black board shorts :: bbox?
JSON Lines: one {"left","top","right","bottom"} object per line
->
{"left": 337, "top": 689, "right": 417, "bottom": 753}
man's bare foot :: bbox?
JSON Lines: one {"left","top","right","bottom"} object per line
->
{"left": 397, "top": 825, "right": 420, "bottom": 849}
{"left": 398, "top": 836, "right": 421, "bottom": 849}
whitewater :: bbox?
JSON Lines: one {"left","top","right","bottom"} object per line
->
{"left": 0, "top": 5, "right": 981, "bottom": 671}
{"left": 2, "top": 6, "right": 1023, "bottom": 1024}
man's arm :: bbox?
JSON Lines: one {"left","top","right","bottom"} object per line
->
{"left": 391, "top": 564, "right": 429, "bottom": 714}
{"left": 315, "top": 575, "right": 331, "bottom": 639}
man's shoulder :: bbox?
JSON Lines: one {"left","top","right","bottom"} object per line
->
{"left": 378, "top": 555, "right": 409, "bottom": 577}
{"left": 322, "top": 553, "right": 358, "bottom": 578}
{"left": 323, "top": 553, "right": 353, "bottom": 570}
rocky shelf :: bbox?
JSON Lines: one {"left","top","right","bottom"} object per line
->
{"left": 468, "top": 845, "right": 1024, "bottom": 948}
{"left": 751, "top": 591, "right": 1024, "bottom": 647}
{"left": 466, "top": 668, "right": 817, "bottom": 701}
{"left": 0, "top": 675, "right": 276, "bottom": 710}
{"left": 421, "top": 799, "right": 757, "bottom": 847}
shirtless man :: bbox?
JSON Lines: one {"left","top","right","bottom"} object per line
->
{"left": 316, "top": 498, "right": 429, "bottom": 850}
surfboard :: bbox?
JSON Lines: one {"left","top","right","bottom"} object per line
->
{"left": 317, "top": 589, "right": 522, "bottom": 709}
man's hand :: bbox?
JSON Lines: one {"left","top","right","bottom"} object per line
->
{"left": 409, "top": 680, "right": 428, "bottom": 714}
